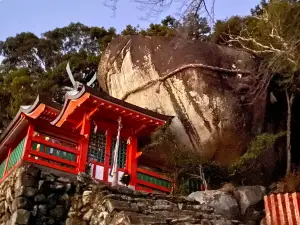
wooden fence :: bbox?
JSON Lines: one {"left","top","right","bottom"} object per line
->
{"left": 264, "top": 193, "right": 300, "bottom": 225}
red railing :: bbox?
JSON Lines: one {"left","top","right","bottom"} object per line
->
{"left": 264, "top": 193, "right": 300, "bottom": 225}
{"left": 136, "top": 168, "right": 174, "bottom": 193}
{"left": 25, "top": 137, "right": 79, "bottom": 174}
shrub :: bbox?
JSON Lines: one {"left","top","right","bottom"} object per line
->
{"left": 229, "top": 132, "right": 286, "bottom": 176}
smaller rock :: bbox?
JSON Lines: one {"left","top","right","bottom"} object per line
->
{"left": 34, "top": 194, "right": 46, "bottom": 203}
{"left": 57, "top": 177, "right": 71, "bottom": 183}
{"left": 10, "top": 209, "right": 31, "bottom": 225}
{"left": 15, "top": 186, "right": 38, "bottom": 198}
{"left": 24, "top": 165, "right": 40, "bottom": 178}
{"left": 237, "top": 186, "right": 266, "bottom": 215}
{"left": 50, "top": 205, "right": 66, "bottom": 220}
{"left": 77, "top": 172, "right": 91, "bottom": 183}
{"left": 66, "top": 217, "right": 87, "bottom": 225}
{"left": 16, "top": 174, "right": 37, "bottom": 188}
{"left": 37, "top": 205, "right": 47, "bottom": 217}
{"left": 189, "top": 190, "right": 240, "bottom": 219}
{"left": 65, "top": 183, "right": 73, "bottom": 192}
{"left": 83, "top": 209, "right": 94, "bottom": 221}
{"left": 47, "top": 193, "right": 59, "bottom": 209}
{"left": 47, "top": 217, "right": 55, "bottom": 225}
{"left": 6, "top": 187, "right": 13, "bottom": 202}
{"left": 82, "top": 191, "right": 92, "bottom": 206}
{"left": 32, "top": 205, "right": 38, "bottom": 217}
{"left": 12, "top": 197, "right": 31, "bottom": 212}
{"left": 38, "top": 180, "right": 52, "bottom": 195}
{"left": 40, "top": 171, "right": 55, "bottom": 182}
{"left": 0, "top": 201, "right": 5, "bottom": 216}
{"left": 51, "top": 182, "right": 66, "bottom": 192}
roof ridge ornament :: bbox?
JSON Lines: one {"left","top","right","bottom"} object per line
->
{"left": 87, "top": 72, "right": 97, "bottom": 87}
{"left": 65, "top": 62, "right": 82, "bottom": 96}
{"left": 65, "top": 62, "right": 97, "bottom": 96}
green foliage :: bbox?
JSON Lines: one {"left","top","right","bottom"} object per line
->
{"left": 0, "top": 22, "right": 117, "bottom": 128}
{"left": 0, "top": 15, "right": 211, "bottom": 133}
{"left": 143, "top": 124, "right": 205, "bottom": 168}
{"left": 230, "top": 132, "right": 286, "bottom": 173}
{"left": 181, "top": 13, "right": 211, "bottom": 40}
{"left": 121, "top": 25, "right": 139, "bottom": 36}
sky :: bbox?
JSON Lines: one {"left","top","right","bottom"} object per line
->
{"left": 0, "top": 0, "right": 260, "bottom": 42}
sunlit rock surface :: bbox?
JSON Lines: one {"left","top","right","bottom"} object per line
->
{"left": 98, "top": 36, "right": 266, "bottom": 164}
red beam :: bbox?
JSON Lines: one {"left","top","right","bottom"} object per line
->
{"left": 25, "top": 157, "right": 77, "bottom": 174}
{"left": 134, "top": 124, "right": 147, "bottom": 135}
{"left": 23, "top": 125, "right": 35, "bottom": 160}
{"left": 128, "top": 136, "right": 138, "bottom": 187}
{"left": 29, "top": 150, "right": 78, "bottom": 167}
{"left": 56, "top": 93, "right": 90, "bottom": 127}
{"left": 78, "top": 114, "right": 91, "bottom": 173}
{"left": 94, "top": 120, "right": 132, "bottom": 138}
{"left": 31, "top": 137, "right": 79, "bottom": 155}
{"left": 0, "top": 160, "right": 23, "bottom": 183}
{"left": 31, "top": 120, "right": 83, "bottom": 143}
{"left": 137, "top": 168, "right": 174, "bottom": 182}
{"left": 91, "top": 96, "right": 166, "bottom": 125}
{"left": 75, "top": 106, "right": 99, "bottom": 131}
{"left": 137, "top": 179, "right": 171, "bottom": 193}
{"left": 90, "top": 160, "right": 105, "bottom": 167}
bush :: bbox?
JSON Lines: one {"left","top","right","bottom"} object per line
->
{"left": 229, "top": 132, "right": 286, "bottom": 176}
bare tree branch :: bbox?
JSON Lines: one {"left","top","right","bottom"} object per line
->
{"left": 104, "top": 0, "right": 214, "bottom": 21}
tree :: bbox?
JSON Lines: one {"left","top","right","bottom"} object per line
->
{"left": 105, "top": 0, "right": 215, "bottom": 22}
{"left": 0, "top": 23, "right": 117, "bottom": 132}
{"left": 121, "top": 25, "right": 139, "bottom": 35}
{"left": 227, "top": 0, "right": 300, "bottom": 175}
{"left": 0, "top": 17, "right": 184, "bottom": 133}
{"left": 181, "top": 13, "right": 211, "bottom": 40}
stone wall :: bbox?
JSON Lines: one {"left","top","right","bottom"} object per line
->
{"left": 67, "top": 182, "right": 245, "bottom": 225}
{"left": 0, "top": 164, "right": 75, "bottom": 225}
{"left": 0, "top": 164, "right": 251, "bottom": 225}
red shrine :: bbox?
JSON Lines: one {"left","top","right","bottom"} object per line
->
{"left": 0, "top": 85, "right": 174, "bottom": 193}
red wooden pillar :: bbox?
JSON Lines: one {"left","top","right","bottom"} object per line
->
{"left": 127, "top": 136, "right": 138, "bottom": 187}
{"left": 103, "top": 129, "right": 112, "bottom": 182}
{"left": 23, "top": 124, "right": 35, "bottom": 160}
{"left": 78, "top": 114, "right": 91, "bottom": 173}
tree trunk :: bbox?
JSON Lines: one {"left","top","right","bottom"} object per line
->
{"left": 286, "top": 90, "right": 294, "bottom": 176}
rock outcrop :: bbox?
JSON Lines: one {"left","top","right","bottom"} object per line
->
{"left": 189, "top": 185, "right": 266, "bottom": 223}
{"left": 0, "top": 164, "right": 266, "bottom": 225}
{"left": 98, "top": 36, "right": 267, "bottom": 164}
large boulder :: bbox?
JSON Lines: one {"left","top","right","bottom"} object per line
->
{"left": 98, "top": 36, "right": 266, "bottom": 164}
{"left": 188, "top": 190, "right": 239, "bottom": 219}
{"left": 236, "top": 186, "right": 266, "bottom": 215}
{"left": 189, "top": 186, "right": 266, "bottom": 222}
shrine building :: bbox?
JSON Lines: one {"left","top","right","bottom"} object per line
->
{"left": 0, "top": 84, "right": 175, "bottom": 193}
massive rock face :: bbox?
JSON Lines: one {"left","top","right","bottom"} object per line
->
{"left": 98, "top": 36, "right": 266, "bottom": 164}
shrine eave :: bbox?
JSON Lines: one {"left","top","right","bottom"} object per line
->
{"left": 0, "top": 95, "right": 61, "bottom": 148}
{"left": 51, "top": 85, "right": 174, "bottom": 128}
